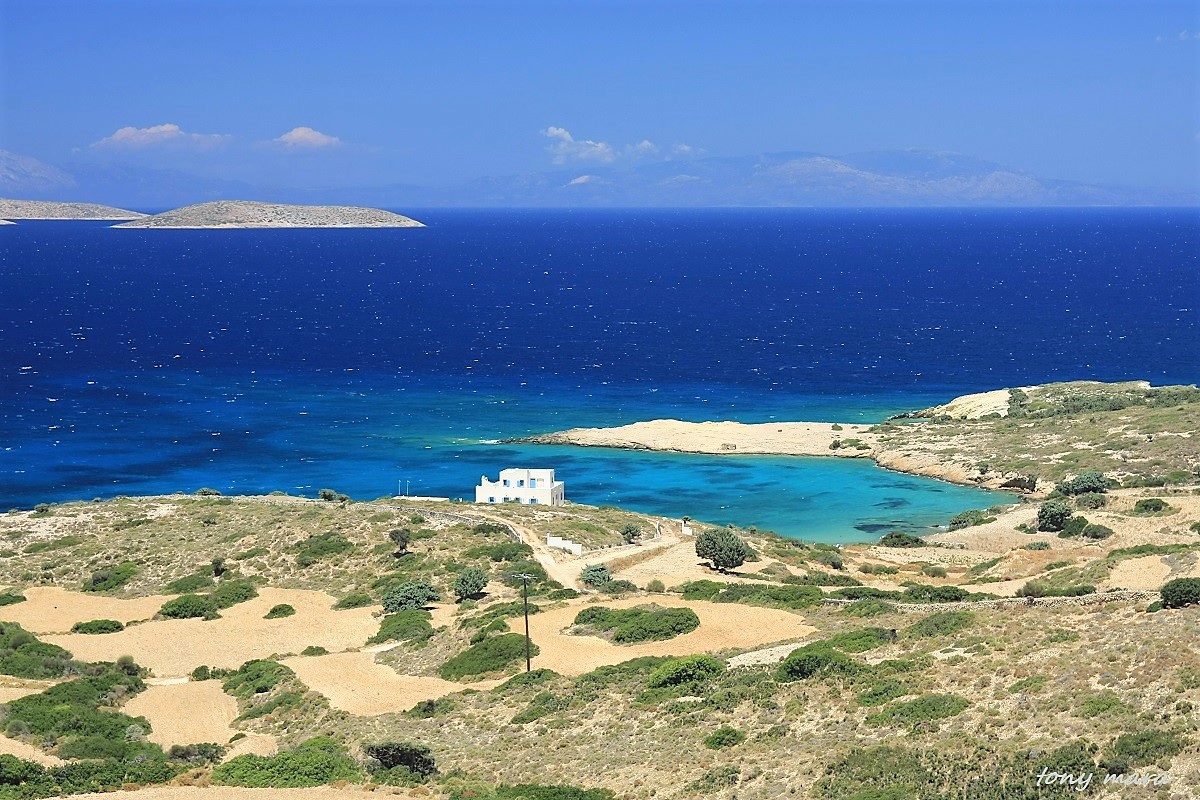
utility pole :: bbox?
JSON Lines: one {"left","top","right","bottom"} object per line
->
{"left": 513, "top": 572, "right": 536, "bottom": 671}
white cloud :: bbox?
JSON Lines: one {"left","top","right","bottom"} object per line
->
{"left": 91, "top": 123, "right": 230, "bottom": 149}
{"left": 567, "top": 175, "right": 595, "bottom": 185}
{"left": 274, "top": 126, "right": 342, "bottom": 148}
{"left": 671, "top": 143, "right": 703, "bottom": 158}
{"left": 543, "top": 126, "right": 616, "bottom": 164}
{"left": 1156, "top": 30, "right": 1200, "bottom": 42}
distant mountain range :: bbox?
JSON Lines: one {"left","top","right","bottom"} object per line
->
{"left": 2, "top": 148, "right": 1193, "bottom": 210}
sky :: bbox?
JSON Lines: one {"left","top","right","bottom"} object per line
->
{"left": 1, "top": 0, "right": 1198, "bottom": 191}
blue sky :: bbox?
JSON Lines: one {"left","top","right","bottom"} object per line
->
{"left": 1, "top": 0, "right": 1198, "bottom": 191}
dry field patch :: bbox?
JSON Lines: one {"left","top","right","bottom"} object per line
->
{"left": 0, "top": 586, "right": 172, "bottom": 633}
{"left": 124, "top": 680, "right": 239, "bottom": 748}
{"left": 282, "top": 651, "right": 498, "bottom": 716}
{"left": 510, "top": 595, "right": 813, "bottom": 676}
{"left": 74, "top": 788, "right": 411, "bottom": 800}
{"left": 41, "top": 588, "right": 376, "bottom": 676}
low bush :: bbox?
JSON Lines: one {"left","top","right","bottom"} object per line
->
{"left": 572, "top": 605, "right": 699, "bottom": 644}
{"left": 455, "top": 786, "right": 616, "bottom": 800}
{"left": 213, "top": 736, "right": 361, "bottom": 787}
{"left": 160, "top": 593, "right": 220, "bottom": 620}
{"left": 221, "top": 660, "right": 294, "bottom": 698}
{"left": 678, "top": 579, "right": 723, "bottom": 600}
{"left": 878, "top": 531, "right": 925, "bottom": 548}
{"left": 547, "top": 588, "right": 581, "bottom": 600}
{"left": 858, "top": 563, "right": 899, "bottom": 575}
{"left": 1015, "top": 581, "right": 1095, "bottom": 598}
{"left": 645, "top": 654, "right": 725, "bottom": 689}
{"left": 263, "top": 604, "right": 295, "bottom": 619}
{"left": 1036, "top": 500, "right": 1073, "bottom": 532}
{"left": 1081, "top": 524, "right": 1114, "bottom": 540}
{"left": 333, "top": 592, "right": 373, "bottom": 609}
{"left": 293, "top": 531, "right": 354, "bottom": 567}
{"left": 363, "top": 740, "right": 437, "bottom": 777}
{"left": 164, "top": 572, "right": 215, "bottom": 594}
{"left": 1024, "top": 541, "right": 1051, "bottom": 551}
{"left": 23, "top": 535, "right": 84, "bottom": 554}
{"left": 920, "top": 564, "right": 947, "bottom": 578}
{"left": 842, "top": 599, "right": 895, "bottom": 617}
{"left": 496, "top": 668, "right": 560, "bottom": 692}
{"left": 948, "top": 509, "right": 995, "bottom": 530}
{"left": 865, "top": 694, "right": 969, "bottom": 728}
{"left": 83, "top": 561, "right": 138, "bottom": 592}
{"left": 1109, "top": 729, "right": 1185, "bottom": 766}
{"left": 439, "top": 634, "right": 537, "bottom": 680}
{"left": 856, "top": 680, "right": 908, "bottom": 706}
{"left": 1058, "top": 515, "right": 1089, "bottom": 538}
{"left": 300, "top": 645, "right": 328, "bottom": 656}
{"left": 1161, "top": 578, "right": 1200, "bottom": 608}
{"left": 827, "top": 627, "right": 893, "bottom": 653}
{"left": 900, "top": 584, "right": 979, "bottom": 603}
{"left": 70, "top": 619, "right": 124, "bottom": 634}
{"left": 904, "top": 611, "right": 974, "bottom": 639}
{"left": 1134, "top": 498, "right": 1168, "bottom": 514}
{"left": 511, "top": 690, "right": 572, "bottom": 724}
{"left": 703, "top": 726, "right": 745, "bottom": 749}
{"left": 466, "top": 541, "right": 534, "bottom": 562}
{"left": 0, "top": 592, "right": 25, "bottom": 606}
{"left": 212, "top": 579, "right": 259, "bottom": 609}
{"left": 1075, "top": 492, "right": 1107, "bottom": 509}
{"left": 383, "top": 582, "right": 439, "bottom": 612}
{"left": 579, "top": 563, "right": 612, "bottom": 587}
{"left": 454, "top": 566, "right": 489, "bottom": 601}
{"left": 168, "top": 742, "right": 227, "bottom": 764}
{"left": 599, "top": 579, "right": 638, "bottom": 595}
{"left": 1057, "top": 471, "right": 1108, "bottom": 496}
{"left": 407, "top": 697, "right": 455, "bottom": 718}
{"left": 368, "top": 610, "right": 435, "bottom": 645}
{"left": 775, "top": 643, "right": 861, "bottom": 682}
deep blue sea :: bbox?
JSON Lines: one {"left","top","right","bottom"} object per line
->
{"left": 2, "top": 209, "right": 1196, "bottom": 541}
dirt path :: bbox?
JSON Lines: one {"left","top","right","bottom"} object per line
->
{"left": 509, "top": 595, "right": 813, "bottom": 676}
{"left": 43, "top": 588, "right": 377, "bottom": 676}
{"left": 281, "top": 651, "right": 499, "bottom": 716}
{"left": 125, "top": 680, "right": 239, "bottom": 747}
{"left": 0, "top": 586, "right": 171, "bottom": 633}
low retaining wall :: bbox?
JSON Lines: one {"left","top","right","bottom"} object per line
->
{"left": 821, "top": 589, "right": 1156, "bottom": 612}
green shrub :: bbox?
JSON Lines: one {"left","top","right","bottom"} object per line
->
{"left": 695, "top": 527, "right": 747, "bottom": 571}
{"left": 368, "top": 610, "right": 435, "bottom": 645}
{"left": 159, "top": 594, "right": 219, "bottom": 620}
{"left": 1024, "top": 541, "right": 1051, "bottom": 551}
{"left": 439, "top": 634, "right": 537, "bottom": 680}
{"left": 646, "top": 655, "right": 725, "bottom": 688}
{"left": 599, "top": 579, "right": 638, "bottom": 595}
{"left": 1078, "top": 692, "right": 1127, "bottom": 717}
{"left": 547, "top": 588, "right": 581, "bottom": 600}
{"left": 827, "top": 627, "right": 893, "bottom": 653}
{"left": 904, "top": 611, "right": 974, "bottom": 639}
{"left": 164, "top": 572, "right": 215, "bottom": 593}
{"left": 407, "top": 697, "right": 455, "bottom": 718}
{"left": 1016, "top": 581, "right": 1095, "bottom": 598}
{"left": 579, "top": 563, "right": 612, "bottom": 587}
{"left": 70, "top": 619, "right": 124, "bottom": 634}
{"left": 466, "top": 541, "right": 533, "bottom": 562}
{"left": 572, "top": 606, "right": 699, "bottom": 644}
{"left": 1036, "top": 500, "right": 1073, "bottom": 532}
{"left": 1075, "top": 492, "right": 1107, "bottom": 509}
{"left": 212, "top": 579, "right": 259, "bottom": 609}
{"left": 644, "top": 579, "right": 666, "bottom": 593}
{"left": 843, "top": 599, "right": 895, "bottom": 617}
{"left": 866, "top": 694, "right": 969, "bottom": 728}
{"left": 383, "top": 581, "right": 439, "bottom": 612}
{"left": 497, "top": 668, "right": 560, "bottom": 692}
{"left": 213, "top": 736, "right": 361, "bottom": 787}
{"left": 0, "top": 623, "right": 76, "bottom": 678}
{"left": 222, "top": 660, "right": 294, "bottom": 698}
{"left": 1081, "top": 524, "right": 1114, "bottom": 540}
{"left": 900, "top": 584, "right": 977, "bottom": 603}
{"left": 0, "top": 592, "right": 25, "bottom": 607}
{"left": 1133, "top": 498, "right": 1169, "bottom": 514}
{"left": 293, "top": 532, "right": 354, "bottom": 567}
{"left": 457, "top": 786, "right": 616, "bottom": 800}
{"left": 878, "top": 531, "right": 925, "bottom": 548}
{"left": 856, "top": 680, "right": 908, "bottom": 706}
{"left": 1161, "top": 578, "right": 1200, "bottom": 608}
{"left": 168, "top": 742, "right": 228, "bottom": 764}
{"left": 920, "top": 564, "right": 947, "bottom": 578}
{"left": 678, "top": 579, "right": 723, "bottom": 600}
{"left": 1058, "top": 515, "right": 1089, "bottom": 537}
{"left": 1057, "top": 471, "right": 1108, "bottom": 496}
{"left": 454, "top": 566, "right": 489, "bottom": 601}
{"left": 703, "top": 726, "right": 745, "bottom": 749}
{"left": 1109, "top": 729, "right": 1185, "bottom": 766}
{"left": 83, "top": 561, "right": 138, "bottom": 592}
{"left": 775, "top": 643, "right": 861, "bottom": 682}
{"left": 333, "top": 592, "right": 373, "bottom": 609}
{"left": 23, "top": 535, "right": 84, "bottom": 554}
{"left": 264, "top": 604, "right": 295, "bottom": 619}
{"left": 948, "top": 509, "right": 995, "bottom": 530}
{"left": 363, "top": 740, "right": 437, "bottom": 777}
{"left": 300, "top": 645, "right": 328, "bottom": 656}
{"left": 511, "top": 690, "right": 572, "bottom": 724}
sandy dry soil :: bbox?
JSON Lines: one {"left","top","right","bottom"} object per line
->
{"left": 532, "top": 419, "right": 877, "bottom": 457}
{"left": 510, "top": 595, "right": 813, "bottom": 677}
{"left": 222, "top": 733, "right": 278, "bottom": 760}
{"left": 281, "top": 651, "right": 499, "bottom": 716}
{"left": 42, "top": 588, "right": 377, "bottom": 676}
{"left": 125, "top": 680, "right": 239, "bottom": 748}
{"left": 0, "top": 683, "right": 53, "bottom": 704}
{"left": 73, "top": 788, "right": 412, "bottom": 800}
{"left": 0, "top": 734, "right": 63, "bottom": 766}
{"left": 1105, "top": 555, "right": 1174, "bottom": 591}
{"left": 609, "top": 538, "right": 785, "bottom": 589}
{"left": 0, "top": 586, "right": 173, "bottom": 633}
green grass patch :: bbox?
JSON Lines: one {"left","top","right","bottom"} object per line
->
{"left": 865, "top": 694, "right": 969, "bottom": 729}
{"left": 333, "top": 592, "right": 373, "bottom": 609}
{"left": 904, "top": 611, "right": 975, "bottom": 639}
{"left": 70, "top": 619, "right": 125, "bottom": 634}
{"left": 571, "top": 605, "right": 699, "bottom": 644}
{"left": 293, "top": 531, "right": 354, "bottom": 567}
{"left": 82, "top": 561, "right": 138, "bottom": 592}
{"left": 22, "top": 535, "right": 84, "bottom": 554}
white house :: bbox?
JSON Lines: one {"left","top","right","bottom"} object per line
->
{"left": 475, "top": 468, "right": 565, "bottom": 506}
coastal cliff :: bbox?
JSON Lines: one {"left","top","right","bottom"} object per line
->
{"left": 0, "top": 198, "right": 145, "bottom": 220}
{"left": 113, "top": 200, "right": 424, "bottom": 229}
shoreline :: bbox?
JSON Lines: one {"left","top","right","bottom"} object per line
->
{"left": 510, "top": 417, "right": 1020, "bottom": 494}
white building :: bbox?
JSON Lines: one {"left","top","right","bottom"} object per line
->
{"left": 475, "top": 468, "right": 565, "bottom": 506}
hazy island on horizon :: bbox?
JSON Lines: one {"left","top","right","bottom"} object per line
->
{"left": 113, "top": 200, "right": 425, "bottom": 229}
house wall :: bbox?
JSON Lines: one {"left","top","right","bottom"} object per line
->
{"left": 475, "top": 468, "right": 565, "bottom": 506}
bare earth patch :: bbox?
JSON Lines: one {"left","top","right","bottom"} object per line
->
{"left": 1105, "top": 555, "right": 1173, "bottom": 591}
{"left": 0, "top": 586, "right": 171, "bottom": 633}
{"left": 41, "top": 588, "right": 377, "bottom": 676}
{"left": 222, "top": 733, "right": 278, "bottom": 761}
{"left": 510, "top": 595, "right": 813, "bottom": 676}
{"left": 0, "top": 735, "right": 62, "bottom": 766}
{"left": 610, "top": 538, "right": 782, "bottom": 588}
{"left": 282, "top": 651, "right": 499, "bottom": 716}
{"left": 124, "top": 680, "right": 239, "bottom": 748}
